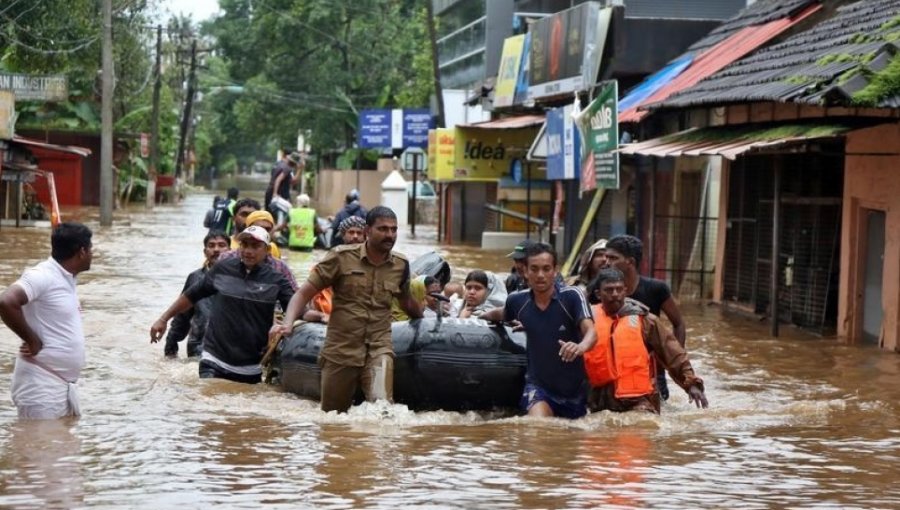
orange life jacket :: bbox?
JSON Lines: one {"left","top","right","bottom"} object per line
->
{"left": 312, "top": 287, "right": 333, "bottom": 315}
{"left": 584, "top": 305, "right": 655, "bottom": 399}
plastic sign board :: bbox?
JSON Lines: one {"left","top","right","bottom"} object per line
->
{"left": 528, "top": 3, "right": 611, "bottom": 102}
{"left": 0, "top": 72, "right": 67, "bottom": 102}
{"left": 428, "top": 128, "right": 456, "bottom": 181}
{"left": 0, "top": 91, "right": 15, "bottom": 140}
{"left": 494, "top": 35, "right": 526, "bottom": 108}
{"left": 359, "top": 108, "right": 433, "bottom": 149}
{"left": 359, "top": 109, "right": 392, "bottom": 148}
{"left": 401, "top": 109, "right": 431, "bottom": 148}
{"left": 577, "top": 81, "right": 619, "bottom": 190}
{"left": 401, "top": 147, "right": 427, "bottom": 171}
{"left": 453, "top": 126, "right": 539, "bottom": 182}
{"left": 546, "top": 104, "right": 580, "bottom": 180}
{"left": 514, "top": 33, "right": 532, "bottom": 105}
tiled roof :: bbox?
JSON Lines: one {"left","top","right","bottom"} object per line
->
{"left": 620, "top": 3, "right": 821, "bottom": 123}
{"left": 685, "top": 0, "right": 816, "bottom": 54}
{"left": 618, "top": 0, "right": 822, "bottom": 123}
{"left": 652, "top": 0, "right": 900, "bottom": 110}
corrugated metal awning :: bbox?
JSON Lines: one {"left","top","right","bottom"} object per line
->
{"left": 616, "top": 124, "right": 851, "bottom": 160}
{"left": 11, "top": 136, "right": 92, "bottom": 157}
{"left": 461, "top": 114, "right": 545, "bottom": 130}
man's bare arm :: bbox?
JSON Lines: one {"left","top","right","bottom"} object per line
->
{"left": 661, "top": 297, "right": 686, "bottom": 346}
{"left": 274, "top": 281, "right": 319, "bottom": 335}
{"left": 0, "top": 285, "right": 42, "bottom": 355}
{"left": 150, "top": 294, "right": 194, "bottom": 343}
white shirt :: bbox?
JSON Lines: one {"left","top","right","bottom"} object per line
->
{"left": 13, "top": 257, "right": 85, "bottom": 381}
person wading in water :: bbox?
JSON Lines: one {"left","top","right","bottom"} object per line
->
{"left": 272, "top": 206, "right": 423, "bottom": 412}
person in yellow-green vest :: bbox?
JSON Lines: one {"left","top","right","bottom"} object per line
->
{"left": 288, "top": 194, "right": 317, "bottom": 251}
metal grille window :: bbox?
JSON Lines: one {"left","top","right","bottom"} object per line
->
{"left": 652, "top": 163, "right": 718, "bottom": 300}
{"left": 722, "top": 151, "right": 843, "bottom": 334}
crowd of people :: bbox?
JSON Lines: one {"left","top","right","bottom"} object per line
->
{"left": 0, "top": 162, "right": 707, "bottom": 420}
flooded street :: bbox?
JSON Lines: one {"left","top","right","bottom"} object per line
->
{"left": 1, "top": 192, "right": 900, "bottom": 509}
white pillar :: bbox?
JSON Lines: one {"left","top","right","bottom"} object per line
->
{"left": 381, "top": 170, "right": 408, "bottom": 226}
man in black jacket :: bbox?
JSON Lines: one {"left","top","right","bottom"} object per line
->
{"left": 163, "top": 231, "right": 230, "bottom": 358}
{"left": 150, "top": 226, "right": 295, "bottom": 383}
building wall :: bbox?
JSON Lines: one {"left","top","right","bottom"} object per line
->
{"left": 26, "top": 148, "right": 83, "bottom": 206}
{"left": 313, "top": 169, "right": 391, "bottom": 219}
{"left": 622, "top": 0, "right": 746, "bottom": 19}
{"left": 839, "top": 122, "right": 900, "bottom": 351}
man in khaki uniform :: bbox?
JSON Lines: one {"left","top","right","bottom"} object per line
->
{"left": 274, "top": 206, "right": 423, "bottom": 412}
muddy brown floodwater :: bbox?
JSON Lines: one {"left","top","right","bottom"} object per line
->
{"left": 1, "top": 192, "right": 899, "bottom": 509}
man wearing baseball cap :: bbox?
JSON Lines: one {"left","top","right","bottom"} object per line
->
{"left": 150, "top": 225, "right": 295, "bottom": 383}
{"left": 504, "top": 239, "right": 536, "bottom": 293}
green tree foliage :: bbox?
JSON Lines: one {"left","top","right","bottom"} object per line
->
{"left": 0, "top": 1, "right": 200, "bottom": 199}
{"left": 200, "top": 0, "right": 435, "bottom": 168}
{"left": 1, "top": 0, "right": 157, "bottom": 130}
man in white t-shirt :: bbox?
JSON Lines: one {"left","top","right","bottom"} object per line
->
{"left": 0, "top": 223, "right": 93, "bottom": 419}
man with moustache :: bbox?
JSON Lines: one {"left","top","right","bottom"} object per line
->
{"left": 162, "top": 230, "right": 231, "bottom": 358}
{"left": 0, "top": 223, "right": 93, "bottom": 419}
{"left": 603, "top": 234, "right": 686, "bottom": 400}
{"left": 584, "top": 268, "right": 707, "bottom": 413}
{"left": 273, "top": 206, "right": 423, "bottom": 412}
{"left": 150, "top": 226, "right": 295, "bottom": 383}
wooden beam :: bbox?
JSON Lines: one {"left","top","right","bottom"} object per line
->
{"left": 773, "top": 102, "right": 801, "bottom": 121}
{"left": 727, "top": 104, "right": 749, "bottom": 124}
{"left": 750, "top": 102, "right": 775, "bottom": 123}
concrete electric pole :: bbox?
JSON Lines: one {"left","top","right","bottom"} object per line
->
{"left": 147, "top": 25, "right": 162, "bottom": 208}
{"left": 100, "top": 0, "right": 114, "bottom": 225}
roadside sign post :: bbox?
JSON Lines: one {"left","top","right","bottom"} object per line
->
{"left": 401, "top": 147, "right": 427, "bottom": 236}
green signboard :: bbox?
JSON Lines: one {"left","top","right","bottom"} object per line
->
{"left": 578, "top": 81, "right": 619, "bottom": 190}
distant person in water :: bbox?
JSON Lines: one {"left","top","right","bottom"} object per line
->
{"left": 329, "top": 190, "right": 367, "bottom": 247}
{"left": 163, "top": 231, "right": 230, "bottom": 358}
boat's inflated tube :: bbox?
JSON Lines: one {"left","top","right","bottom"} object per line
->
{"left": 271, "top": 317, "right": 527, "bottom": 411}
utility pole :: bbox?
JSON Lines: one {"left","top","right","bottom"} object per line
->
{"left": 147, "top": 24, "right": 162, "bottom": 208}
{"left": 100, "top": 0, "right": 114, "bottom": 226}
{"left": 425, "top": 0, "right": 445, "bottom": 128}
{"left": 175, "top": 39, "right": 197, "bottom": 180}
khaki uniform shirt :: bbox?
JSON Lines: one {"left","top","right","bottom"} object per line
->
{"left": 308, "top": 243, "right": 410, "bottom": 366}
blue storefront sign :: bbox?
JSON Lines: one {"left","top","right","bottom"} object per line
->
{"left": 359, "top": 108, "right": 433, "bottom": 149}
{"left": 402, "top": 109, "right": 431, "bottom": 148}
{"left": 545, "top": 104, "right": 580, "bottom": 180}
{"left": 358, "top": 109, "right": 392, "bottom": 148}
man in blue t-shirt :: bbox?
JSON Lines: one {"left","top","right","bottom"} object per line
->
{"left": 483, "top": 242, "right": 596, "bottom": 419}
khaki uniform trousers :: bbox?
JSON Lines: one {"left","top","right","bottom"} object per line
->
{"left": 319, "top": 352, "right": 393, "bottom": 412}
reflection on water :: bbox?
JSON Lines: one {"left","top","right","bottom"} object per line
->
{"left": 0, "top": 193, "right": 899, "bottom": 508}
{"left": 0, "top": 419, "right": 84, "bottom": 509}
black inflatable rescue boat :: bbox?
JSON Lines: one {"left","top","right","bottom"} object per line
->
{"left": 269, "top": 316, "right": 527, "bottom": 411}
